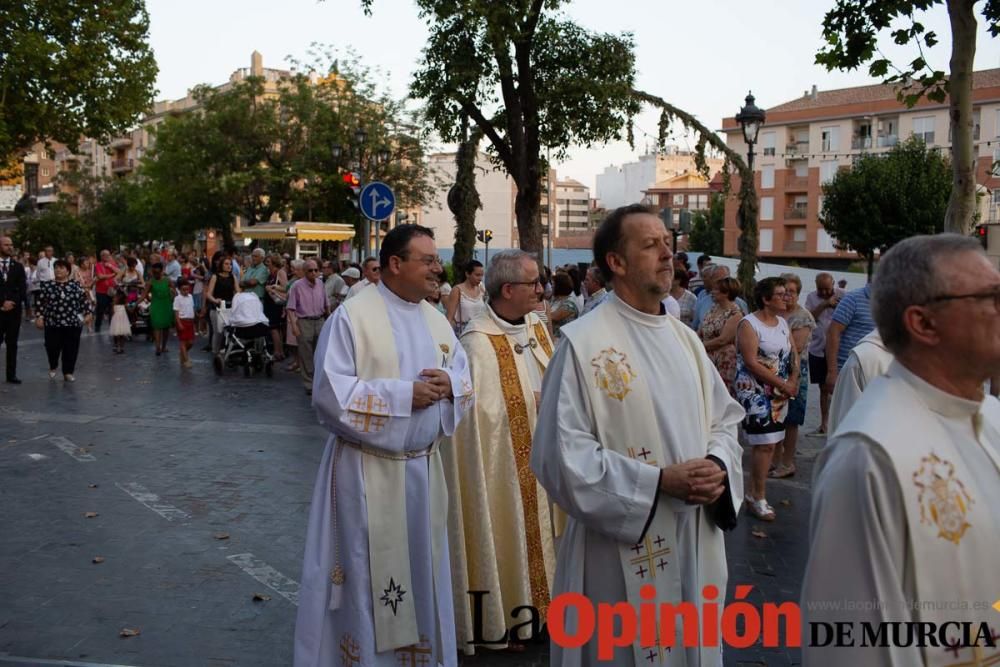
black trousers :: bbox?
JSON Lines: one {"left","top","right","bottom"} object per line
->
{"left": 44, "top": 326, "right": 82, "bottom": 375}
{"left": 0, "top": 307, "right": 21, "bottom": 380}
{"left": 94, "top": 293, "right": 113, "bottom": 332}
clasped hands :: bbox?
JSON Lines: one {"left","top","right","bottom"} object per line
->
{"left": 412, "top": 369, "right": 453, "bottom": 409}
{"left": 660, "top": 458, "right": 727, "bottom": 505}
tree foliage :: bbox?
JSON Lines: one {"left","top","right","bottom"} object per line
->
{"left": 364, "top": 0, "right": 640, "bottom": 253}
{"left": 14, "top": 204, "right": 94, "bottom": 256}
{"left": 816, "top": 0, "right": 999, "bottom": 234}
{"left": 0, "top": 0, "right": 158, "bottom": 163}
{"left": 820, "top": 137, "right": 950, "bottom": 278}
{"left": 688, "top": 193, "right": 725, "bottom": 256}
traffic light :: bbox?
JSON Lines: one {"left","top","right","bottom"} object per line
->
{"left": 976, "top": 224, "right": 988, "bottom": 249}
{"left": 476, "top": 229, "right": 493, "bottom": 243}
{"left": 343, "top": 172, "right": 361, "bottom": 209}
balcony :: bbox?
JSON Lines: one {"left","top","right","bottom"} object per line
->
{"left": 785, "top": 141, "right": 809, "bottom": 156}
{"left": 851, "top": 136, "right": 873, "bottom": 150}
{"left": 876, "top": 135, "right": 899, "bottom": 148}
{"left": 109, "top": 137, "right": 133, "bottom": 149}
{"left": 783, "top": 240, "right": 807, "bottom": 252}
{"left": 111, "top": 158, "right": 134, "bottom": 172}
{"left": 785, "top": 174, "right": 809, "bottom": 190}
{"left": 785, "top": 207, "right": 808, "bottom": 220}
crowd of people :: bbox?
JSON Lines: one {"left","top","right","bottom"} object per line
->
{"left": 3, "top": 202, "right": 998, "bottom": 667}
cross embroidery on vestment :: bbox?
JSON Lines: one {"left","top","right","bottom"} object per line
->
{"left": 348, "top": 394, "right": 389, "bottom": 433}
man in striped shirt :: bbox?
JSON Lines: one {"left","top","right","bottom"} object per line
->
{"left": 823, "top": 283, "right": 875, "bottom": 396}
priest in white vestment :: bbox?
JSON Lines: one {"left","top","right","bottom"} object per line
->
{"left": 803, "top": 235, "right": 1000, "bottom": 667}
{"left": 531, "top": 205, "right": 745, "bottom": 667}
{"left": 294, "top": 225, "right": 474, "bottom": 667}
{"left": 443, "top": 249, "right": 557, "bottom": 653}
{"left": 827, "top": 329, "right": 893, "bottom": 434}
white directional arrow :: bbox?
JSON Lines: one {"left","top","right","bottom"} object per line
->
{"left": 368, "top": 189, "right": 391, "bottom": 215}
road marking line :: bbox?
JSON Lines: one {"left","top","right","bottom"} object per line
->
{"left": 115, "top": 482, "right": 190, "bottom": 522}
{"left": 48, "top": 436, "right": 97, "bottom": 462}
{"left": 29, "top": 433, "right": 50, "bottom": 440}
{"left": 227, "top": 552, "right": 300, "bottom": 606}
{"left": 27, "top": 453, "right": 48, "bottom": 461}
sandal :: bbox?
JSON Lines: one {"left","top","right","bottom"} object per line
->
{"left": 806, "top": 428, "right": 827, "bottom": 438}
{"left": 746, "top": 498, "right": 776, "bottom": 521}
{"left": 769, "top": 464, "right": 796, "bottom": 479}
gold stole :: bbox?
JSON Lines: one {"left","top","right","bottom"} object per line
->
{"left": 341, "top": 285, "right": 455, "bottom": 655}
{"left": 841, "top": 372, "right": 1000, "bottom": 667}
{"left": 561, "top": 302, "right": 726, "bottom": 667}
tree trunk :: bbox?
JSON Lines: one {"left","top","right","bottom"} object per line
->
{"left": 944, "top": 0, "right": 978, "bottom": 235}
{"left": 514, "top": 170, "right": 544, "bottom": 255}
{"left": 221, "top": 220, "right": 234, "bottom": 249}
{"left": 736, "top": 169, "right": 759, "bottom": 304}
{"left": 451, "top": 115, "right": 481, "bottom": 282}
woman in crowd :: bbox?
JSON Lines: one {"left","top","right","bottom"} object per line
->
{"left": 206, "top": 256, "right": 239, "bottom": 355}
{"left": 445, "top": 260, "right": 486, "bottom": 333}
{"left": 771, "top": 273, "right": 816, "bottom": 479}
{"left": 549, "top": 271, "right": 579, "bottom": 339}
{"left": 190, "top": 257, "right": 208, "bottom": 336}
{"left": 698, "top": 276, "right": 743, "bottom": 394}
{"left": 34, "top": 259, "right": 92, "bottom": 382}
{"left": 669, "top": 267, "right": 698, "bottom": 328}
{"left": 24, "top": 254, "right": 39, "bottom": 321}
{"left": 733, "top": 276, "right": 797, "bottom": 522}
{"left": 263, "top": 255, "right": 288, "bottom": 361}
{"left": 532, "top": 265, "right": 553, "bottom": 337}
{"left": 144, "top": 262, "right": 176, "bottom": 356}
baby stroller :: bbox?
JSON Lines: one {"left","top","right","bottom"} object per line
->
{"left": 213, "top": 295, "right": 274, "bottom": 378}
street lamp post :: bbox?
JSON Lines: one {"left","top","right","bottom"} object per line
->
{"left": 735, "top": 91, "right": 766, "bottom": 302}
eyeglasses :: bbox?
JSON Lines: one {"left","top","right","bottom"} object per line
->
{"left": 305, "top": 268, "right": 319, "bottom": 273}
{"left": 508, "top": 278, "right": 545, "bottom": 287}
{"left": 397, "top": 255, "right": 441, "bottom": 267}
{"left": 925, "top": 287, "right": 1000, "bottom": 310}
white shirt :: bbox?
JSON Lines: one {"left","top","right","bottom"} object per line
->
{"left": 172, "top": 294, "right": 195, "bottom": 319}
{"left": 35, "top": 256, "right": 54, "bottom": 282}
{"left": 345, "top": 278, "right": 371, "bottom": 300}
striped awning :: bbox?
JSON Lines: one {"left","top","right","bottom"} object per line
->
{"left": 295, "top": 223, "right": 355, "bottom": 242}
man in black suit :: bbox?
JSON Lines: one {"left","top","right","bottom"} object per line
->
{"left": 1, "top": 235, "right": 27, "bottom": 384}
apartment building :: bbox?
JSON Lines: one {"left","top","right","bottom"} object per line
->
{"left": 552, "top": 179, "right": 594, "bottom": 249}
{"left": 595, "top": 147, "right": 725, "bottom": 210}
{"left": 721, "top": 70, "right": 1000, "bottom": 264}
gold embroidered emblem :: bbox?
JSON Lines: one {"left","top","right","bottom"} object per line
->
{"left": 591, "top": 347, "right": 636, "bottom": 401}
{"left": 439, "top": 343, "right": 450, "bottom": 355}
{"left": 348, "top": 394, "right": 389, "bottom": 433}
{"left": 912, "top": 453, "right": 973, "bottom": 545}
{"left": 394, "top": 634, "right": 432, "bottom": 666}
{"left": 339, "top": 632, "right": 361, "bottom": 666}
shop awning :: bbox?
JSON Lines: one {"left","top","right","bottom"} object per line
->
{"left": 295, "top": 223, "right": 355, "bottom": 242}
{"left": 239, "top": 223, "right": 292, "bottom": 240}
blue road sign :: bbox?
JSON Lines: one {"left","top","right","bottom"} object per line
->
{"left": 360, "top": 181, "right": 396, "bottom": 221}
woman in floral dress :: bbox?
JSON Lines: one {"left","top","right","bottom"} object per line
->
{"left": 698, "top": 276, "right": 744, "bottom": 394}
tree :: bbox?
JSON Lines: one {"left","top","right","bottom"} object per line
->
{"left": 820, "top": 137, "right": 950, "bottom": 278}
{"left": 449, "top": 116, "right": 482, "bottom": 281}
{"left": 0, "top": 0, "right": 158, "bottom": 163}
{"left": 362, "top": 0, "right": 640, "bottom": 254}
{"left": 688, "top": 193, "right": 725, "bottom": 255}
{"left": 815, "top": 0, "right": 1000, "bottom": 235}
{"left": 14, "top": 205, "right": 94, "bottom": 256}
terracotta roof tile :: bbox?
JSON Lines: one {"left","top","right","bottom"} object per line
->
{"left": 767, "top": 68, "right": 1000, "bottom": 113}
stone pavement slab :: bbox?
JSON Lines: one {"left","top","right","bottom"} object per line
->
{"left": 1, "top": 325, "right": 820, "bottom": 666}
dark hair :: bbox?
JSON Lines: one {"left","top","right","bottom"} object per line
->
{"left": 552, "top": 272, "right": 574, "bottom": 297}
{"left": 753, "top": 276, "right": 786, "bottom": 310}
{"left": 379, "top": 224, "right": 435, "bottom": 270}
{"left": 592, "top": 204, "right": 654, "bottom": 283}
{"left": 126, "top": 257, "right": 138, "bottom": 268}
{"left": 464, "top": 260, "right": 483, "bottom": 274}
{"left": 697, "top": 254, "right": 712, "bottom": 267}
{"left": 716, "top": 277, "right": 742, "bottom": 300}
{"left": 53, "top": 259, "right": 69, "bottom": 271}
{"left": 674, "top": 252, "right": 689, "bottom": 271}
{"left": 176, "top": 278, "right": 190, "bottom": 289}
{"left": 151, "top": 262, "right": 164, "bottom": 271}
{"left": 673, "top": 268, "right": 690, "bottom": 289}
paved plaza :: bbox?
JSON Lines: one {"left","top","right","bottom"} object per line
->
{"left": 0, "top": 325, "right": 820, "bottom": 666}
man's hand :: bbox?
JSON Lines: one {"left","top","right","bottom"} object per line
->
{"left": 660, "top": 458, "right": 727, "bottom": 505}
{"left": 412, "top": 381, "right": 441, "bottom": 409}
{"left": 291, "top": 324, "right": 301, "bottom": 339}
{"left": 420, "top": 369, "right": 453, "bottom": 401}
{"left": 1, "top": 300, "right": 14, "bottom": 311}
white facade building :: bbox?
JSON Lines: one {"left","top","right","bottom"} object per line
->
{"left": 595, "top": 148, "right": 725, "bottom": 210}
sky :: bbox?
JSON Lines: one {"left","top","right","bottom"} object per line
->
{"left": 146, "top": 0, "right": 1000, "bottom": 191}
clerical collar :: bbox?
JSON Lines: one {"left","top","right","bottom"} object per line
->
{"left": 889, "top": 360, "right": 983, "bottom": 419}
{"left": 377, "top": 280, "right": 420, "bottom": 310}
{"left": 608, "top": 292, "right": 670, "bottom": 328}
{"left": 494, "top": 312, "right": 525, "bottom": 326}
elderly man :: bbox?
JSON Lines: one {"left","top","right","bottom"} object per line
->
{"left": 164, "top": 249, "right": 182, "bottom": 285}
{"left": 444, "top": 249, "right": 556, "bottom": 651}
{"left": 802, "top": 234, "right": 1000, "bottom": 667}
{"left": 295, "top": 225, "right": 473, "bottom": 667}
{"left": 532, "top": 204, "right": 745, "bottom": 667}
{"left": 803, "top": 272, "right": 846, "bottom": 436}
{"left": 346, "top": 257, "right": 381, "bottom": 300}
{"left": 286, "top": 259, "right": 329, "bottom": 395}
{"left": 823, "top": 280, "right": 876, "bottom": 395}
{"left": 581, "top": 265, "right": 609, "bottom": 315}
{"left": 691, "top": 264, "right": 747, "bottom": 330}
{"left": 240, "top": 248, "right": 269, "bottom": 300}
{"left": 322, "top": 260, "right": 348, "bottom": 311}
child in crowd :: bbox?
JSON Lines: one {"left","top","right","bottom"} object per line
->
{"left": 173, "top": 279, "right": 195, "bottom": 369}
{"left": 109, "top": 288, "right": 131, "bottom": 354}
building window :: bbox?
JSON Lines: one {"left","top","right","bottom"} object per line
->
{"left": 820, "top": 160, "right": 838, "bottom": 185}
{"left": 817, "top": 229, "right": 837, "bottom": 253}
{"left": 912, "top": 116, "right": 935, "bottom": 144}
{"left": 784, "top": 225, "right": 807, "bottom": 251}
{"left": 817, "top": 194, "right": 826, "bottom": 218}
{"left": 993, "top": 148, "right": 1000, "bottom": 177}
{"left": 761, "top": 131, "right": 776, "bottom": 156}
{"left": 821, "top": 126, "right": 840, "bottom": 152}
{"left": 761, "top": 165, "right": 775, "bottom": 189}
{"left": 759, "top": 229, "right": 774, "bottom": 253}
{"left": 760, "top": 197, "right": 774, "bottom": 221}
{"left": 41, "top": 167, "right": 50, "bottom": 177}
{"left": 673, "top": 194, "right": 685, "bottom": 206}
{"left": 689, "top": 194, "right": 708, "bottom": 210}
{"left": 992, "top": 189, "right": 1000, "bottom": 206}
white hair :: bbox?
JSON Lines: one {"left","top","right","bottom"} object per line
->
{"left": 485, "top": 249, "right": 536, "bottom": 300}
